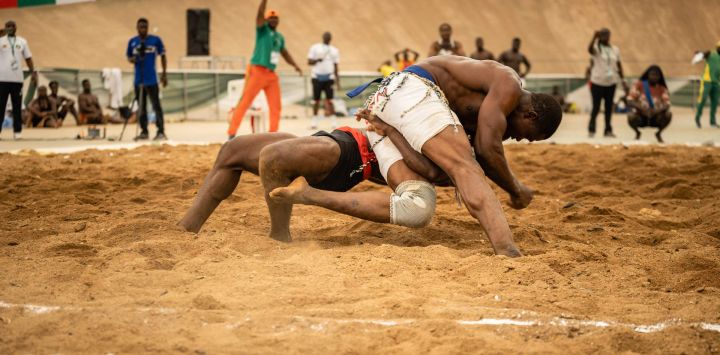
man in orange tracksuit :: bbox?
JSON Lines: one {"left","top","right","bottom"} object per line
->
{"left": 227, "top": 0, "right": 302, "bottom": 139}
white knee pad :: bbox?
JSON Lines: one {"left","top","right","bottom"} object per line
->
{"left": 390, "top": 180, "right": 436, "bottom": 228}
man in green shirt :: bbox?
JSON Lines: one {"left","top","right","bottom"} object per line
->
{"left": 228, "top": 0, "right": 302, "bottom": 138}
{"left": 694, "top": 41, "right": 720, "bottom": 128}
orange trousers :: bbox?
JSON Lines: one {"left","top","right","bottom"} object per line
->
{"left": 228, "top": 64, "right": 281, "bottom": 135}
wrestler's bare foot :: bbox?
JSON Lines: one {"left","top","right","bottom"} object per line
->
{"left": 177, "top": 220, "right": 200, "bottom": 233}
{"left": 269, "top": 176, "right": 311, "bottom": 204}
{"left": 269, "top": 229, "right": 292, "bottom": 242}
{"left": 495, "top": 244, "right": 523, "bottom": 258}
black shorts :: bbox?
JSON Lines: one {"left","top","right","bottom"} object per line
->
{"left": 312, "top": 79, "right": 334, "bottom": 101}
{"left": 31, "top": 112, "right": 54, "bottom": 127}
{"left": 310, "top": 129, "right": 364, "bottom": 192}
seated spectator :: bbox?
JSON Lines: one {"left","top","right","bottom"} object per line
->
{"left": 78, "top": 79, "right": 109, "bottom": 124}
{"left": 394, "top": 48, "right": 419, "bottom": 71}
{"left": 378, "top": 60, "right": 395, "bottom": 78}
{"left": 48, "top": 80, "right": 79, "bottom": 126}
{"left": 626, "top": 65, "right": 672, "bottom": 143}
{"left": 23, "top": 86, "right": 59, "bottom": 128}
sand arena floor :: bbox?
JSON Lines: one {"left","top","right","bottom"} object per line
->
{"left": 1, "top": 143, "right": 719, "bottom": 353}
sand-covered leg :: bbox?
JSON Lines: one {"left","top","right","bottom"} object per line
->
{"left": 271, "top": 176, "right": 392, "bottom": 223}
{"left": 258, "top": 137, "right": 341, "bottom": 241}
{"left": 178, "top": 133, "right": 295, "bottom": 233}
{"left": 422, "top": 126, "right": 521, "bottom": 257}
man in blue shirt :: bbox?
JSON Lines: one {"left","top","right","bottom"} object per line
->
{"left": 126, "top": 17, "right": 167, "bottom": 140}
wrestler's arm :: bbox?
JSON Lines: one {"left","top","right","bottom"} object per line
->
{"left": 357, "top": 110, "right": 449, "bottom": 184}
{"left": 443, "top": 60, "right": 529, "bottom": 204}
{"left": 384, "top": 126, "right": 449, "bottom": 184}
{"left": 474, "top": 91, "right": 525, "bottom": 198}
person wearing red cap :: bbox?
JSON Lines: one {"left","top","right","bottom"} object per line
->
{"left": 227, "top": 0, "right": 302, "bottom": 138}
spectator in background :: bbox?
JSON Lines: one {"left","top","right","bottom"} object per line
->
{"left": 127, "top": 17, "right": 167, "bottom": 141}
{"left": 24, "top": 86, "right": 58, "bottom": 128}
{"left": 693, "top": 41, "right": 720, "bottom": 128}
{"left": 626, "top": 65, "right": 672, "bottom": 143}
{"left": 378, "top": 60, "right": 395, "bottom": 78}
{"left": 78, "top": 79, "right": 108, "bottom": 125}
{"left": 498, "top": 38, "right": 531, "bottom": 79}
{"left": 307, "top": 31, "right": 340, "bottom": 129}
{"left": 394, "top": 48, "right": 419, "bottom": 71}
{"left": 470, "top": 37, "right": 494, "bottom": 60}
{"left": 48, "top": 80, "right": 79, "bottom": 125}
{"left": 0, "top": 20, "right": 37, "bottom": 140}
{"left": 587, "top": 28, "right": 628, "bottom": 138}
{"left": 428, "top": 23, "right": 465, "bottom": 57}
{"left": 227, "top": 0, "right": 303, "bottom": 139}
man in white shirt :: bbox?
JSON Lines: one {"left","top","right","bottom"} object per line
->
{"left": 0, "top": 21, "right": 37, "bottom": 140}
{"left": 307, "top": 32, "right": 340, "bottom": 129}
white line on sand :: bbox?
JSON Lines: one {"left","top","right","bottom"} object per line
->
{"left": 6, "top": 140, "right": 716, "bottom": 156}
{"left": 6, "top": 140, "right": 218, "bottom": 155}
{"left": 2, "top": 300, "right": 718, "bottom": 334}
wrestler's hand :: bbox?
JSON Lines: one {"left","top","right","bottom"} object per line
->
{"left": 509, "top": 183, "right": 533, "bottom": 209}
{"left": 356, "top": 109, "right": 392, "bottom": 136}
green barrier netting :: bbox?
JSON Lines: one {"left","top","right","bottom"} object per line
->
{"left": 32, "top": 69, "right": 701, "bottom": 120}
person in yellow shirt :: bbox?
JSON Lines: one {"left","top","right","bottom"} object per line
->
{"left": 378, "top": 60, "right": 395, "bottom": 77}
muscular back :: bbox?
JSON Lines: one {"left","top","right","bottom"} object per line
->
{"left": 415, "top": 56, "right": 522, "bottom": 135}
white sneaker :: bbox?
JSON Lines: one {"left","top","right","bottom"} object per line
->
{"left": 13, "top": 132, "right": 21, "bottom": 140}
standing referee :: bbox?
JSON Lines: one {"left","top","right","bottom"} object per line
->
{"left": 0, "top": 20, "right": 37, "bottom": 140}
